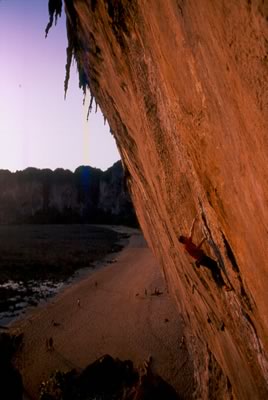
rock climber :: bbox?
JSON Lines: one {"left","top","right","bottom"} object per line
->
{"left": 178, "top": 216, "right": 230, "bottom": 290}
{"left": 178, "top": 216, "right": 206, "bottom": 262}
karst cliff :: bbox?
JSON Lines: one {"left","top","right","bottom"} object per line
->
{"left": 47, "top": 1, "right": 268, "bottom": 398}
{"left": 0, "top": 162, "right": 136, "bottom": 225}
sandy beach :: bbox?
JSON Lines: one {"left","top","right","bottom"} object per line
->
{"left": 10, "top": 227, "right": 193, "bottom": 399}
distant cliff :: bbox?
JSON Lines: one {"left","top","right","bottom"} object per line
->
{"left": 0, "top": 161, "right": 137, "bottom": 226}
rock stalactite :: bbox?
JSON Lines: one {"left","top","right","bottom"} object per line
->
{"left": 48, "top": 1, "right": 268, "bottom": 398}
{"left": 45, "top": 0, "right": 62, "bottom": 37}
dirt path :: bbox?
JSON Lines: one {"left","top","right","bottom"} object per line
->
{"left": 11, "top": 227, "right": 193, "bottom": 399}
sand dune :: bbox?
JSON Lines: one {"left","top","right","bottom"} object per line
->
{"left": 10, "top": 227, "right": 193, "bottom": 399}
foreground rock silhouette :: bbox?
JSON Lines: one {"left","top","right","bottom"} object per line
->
{"left": 0, "top": 333, "right": 23, "bottom": 400}
{"left": 39, "top": 355, "right": 180, "bottom": 400}
{"left": 46, "top": 1, "right": 268, "bottom": 398}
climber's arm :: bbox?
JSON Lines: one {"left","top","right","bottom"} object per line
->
{"left": 197, "top": 236, "right": 206, "bottom": 249}
{"left": 189, "top": 216, "right": 198, "bottom": 240}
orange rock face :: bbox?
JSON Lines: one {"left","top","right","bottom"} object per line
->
{"left": 62, "top": 1, "right": 268, "bottom": 398}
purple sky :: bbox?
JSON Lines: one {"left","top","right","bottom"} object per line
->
{"left": 0, "top": 0, "right": 120, "bottom": 172}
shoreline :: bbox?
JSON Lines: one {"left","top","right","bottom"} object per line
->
{"left": 10, "top": 226, "right": 132, "bottom": 328}
{"left": 7, "top": 225, "right": 134, "bottom": 330}
{"left": 0, "top": 224, "right": 127, "bottom": 327}
{"left": 10, "top": 228, "right": 193, "bottom": 399}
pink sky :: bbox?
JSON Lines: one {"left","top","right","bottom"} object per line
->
{"left": 0, "top": 0, "right": 120, "bottom": 172}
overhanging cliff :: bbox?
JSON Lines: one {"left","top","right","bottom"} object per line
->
{"left": 47, "top": 1, "right": 268, "bottom": 398}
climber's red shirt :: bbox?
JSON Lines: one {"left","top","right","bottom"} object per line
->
{"left": 184, "top": 239, "right": 205, "bottom": 261}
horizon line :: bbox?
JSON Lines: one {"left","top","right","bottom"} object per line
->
{"left": 0, "top": 160, "right": 121, "bottom": 174}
